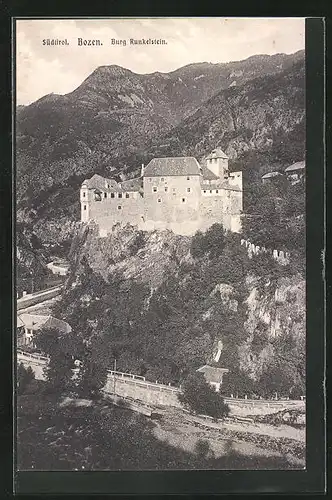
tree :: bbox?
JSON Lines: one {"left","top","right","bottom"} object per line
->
{"left": 17, "top": 363, "right": 35, "bottom": 395}
{"left": 178, "top": 372, "right": 230, "bottom": 420}
{"left": 191, "top": 224, "right": 226, "bottom": 259}
{"left": 33, "top": 328, "right": 75, "bottom": 393}
{"left": 76, "top": 358, "right": 108, "bottom": 399}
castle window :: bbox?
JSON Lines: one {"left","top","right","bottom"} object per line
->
{"left": 172, "top": 188, "right": 176, "bottom": 192}
{"left": 117, "top": 205, "right": 122, "bottom": 210}
{"left": 210, "top": 190, "right": 213, "bottom": 193}
{"left": 182, "top": 198, "right": 186, "bottom": 203}
{"left": 148, "top": 178, "right": 152, "bottom": 182}
{"left": 203, "top": 190, "right": 206, "bottom": 193}
{"left": 157, "top": 198, "right": 162, "bottom": 203}
{"left": 187, "top": 176, "right": 190, "bottom": 180}
{"left": 83, "top": 205, "right": 87, "bottom": 210}
{"left": 161, "top": 178, "right": 164, "bottom": 182}
{"left": 187, "top": 187, "right": 191, "bottom": 193}
{"left": 164, "top": 187, "right": 168, "bottom": 192}
{"left": 94, "top": 191, "right": 102, "bottom": 201}
{"left": 83, "top": 192, "right": 86, "bottom": 197}
{"left": 125, "top": 193, "right": 130, "bottom": 198}
{"left": 153, "top": 187, "right": 157, "bottom": 192}
{"left": 216, "top": 189, "right": 219, "bottom": 193}
{"left": 104, "top": 193, "right": 107, "bottom": 198}
{"left": 118, "top": 193, "right": 122, "bottom": 198}
{"left": 111, "top": 192, "right": 115, "bottom": 198}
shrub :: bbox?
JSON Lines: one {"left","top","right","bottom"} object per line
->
{"left": 178, "top": 372, "right": 229, "bottom": 420}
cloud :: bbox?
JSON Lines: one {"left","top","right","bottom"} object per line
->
{"left": 15, "top": 18, "right": 305, "bottom": 105}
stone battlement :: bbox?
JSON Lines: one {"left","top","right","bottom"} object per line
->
{"left": 240, "top": 239, "right": 290, "bottom": 265}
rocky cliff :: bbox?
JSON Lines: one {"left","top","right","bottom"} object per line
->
{"left": 55, "top": 223, "right": 305, "bottom": 397}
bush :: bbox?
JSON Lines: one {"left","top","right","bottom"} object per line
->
{"left": 178, "top": 372, "right": 229, "bottom": 420}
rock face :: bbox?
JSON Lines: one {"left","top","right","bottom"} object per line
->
{"left": 239, "top": 274, "right": 305, "bottom": 382}
{"left": 69, "top": 222, "right": 192, "bottom": 288}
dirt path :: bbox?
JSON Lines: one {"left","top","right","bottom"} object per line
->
{"left": 153, "top": 407, "right": 305, "bottom": 468}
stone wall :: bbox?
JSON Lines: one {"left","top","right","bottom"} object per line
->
{"left": 143, "top": 174, "right": 201, "bottom": 225}
{"left": 241, "top": 239, "right": 290, "bottom": 265}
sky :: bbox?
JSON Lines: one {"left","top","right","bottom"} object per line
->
{"left": 16, "top": 17, "right": 305, "bottom": 105}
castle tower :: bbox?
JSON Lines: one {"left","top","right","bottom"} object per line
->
{"left": 80, "top": 182, "right": 90, "bottom": 222}
{"left": 206, "top": 148, "right": 229, "bottom": 179}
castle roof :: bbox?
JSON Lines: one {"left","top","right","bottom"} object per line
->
{"left": 197, "top": 365, "right": 229, "bottom": 383}
{"left": 206, "top": 148, "right": 228, "bottom": 160}
{"left": 143, "top": 157, "right": 201, "bottom": 177}
{"left": 201, "top": 165, "right": 219, "bottom": 181}
{"left": 201, "top": 181, "right": 242, "bottom": 192}
{"left": 17, "top": 313, "right": 72, "bottom": 334}
{"left": 82, "top": 174, "right": 118, "bottom": 190}
{"left": 120, "top": 177, "right": 143, "bottom": 192}
{"left": 284, "top": 160, "right": 305, "bottom": 172}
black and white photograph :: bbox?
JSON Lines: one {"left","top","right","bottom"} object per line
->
{"left": 15, "top": 17, "right": 308, "bottom": 472}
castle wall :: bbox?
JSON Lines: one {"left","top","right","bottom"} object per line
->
{"left": 143, "top": 174, "right": 202, "bottom": 224}
{"left": 88, "top": 192, "right": 145, "bottom": 232}
{"left": 81, "top": 169, "right": 243, "bottom": 236}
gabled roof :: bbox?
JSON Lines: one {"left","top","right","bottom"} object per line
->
{"left": 201, "top": 165, "right": 219, "bottom": 181}
{"left": 261, "top": 171, "right": 283, "bottom": 179}
{"left": 120, "top": 177, "right": 143, "bottom": 192}
{"left": 284, "top": 161, "right": 305, "bottom": 172}
{"left": 201, "top": 181, "right": 242, "bottom": 192}
{"left": 17, "top": 314, "right": 72, "bottom": 334}
{"left": 197, "top": 365, "right": 229, "bottom": 383}
{"left": 143, "top": 157, "right": 201, "bottom": 177}
{"left": 206, "top": 148, "right": 228, "bottom": 160}
{"left": 82, "top": 174, "right": 118, "bottom": 191}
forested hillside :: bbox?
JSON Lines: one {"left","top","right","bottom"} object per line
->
{"left": 50, "top": 222, "right": 305, "bottom": 399}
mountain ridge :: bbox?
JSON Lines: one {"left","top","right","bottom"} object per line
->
{"left": 16, "top": 51, "right": 305, "bottom": 230}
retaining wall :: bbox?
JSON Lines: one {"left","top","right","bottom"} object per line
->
{"left": 17, "top": 357, "right": 305, "bottom": 415}
{"left": 103, "top": 372, "right": 181, "bottom": 408}
{"left": 17, "top": 285, "right": 63, "bottom": 311}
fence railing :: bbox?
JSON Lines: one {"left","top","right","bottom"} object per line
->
{"left": 17, "top": 349, "right": 49, "bottom": 362}
{"left": 107, "top": 370, "right": 146, "bottom": 381}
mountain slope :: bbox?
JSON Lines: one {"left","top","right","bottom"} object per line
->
{"left": 16, "top": 52, "right": 304, "bottom": 204}
{"left": 149, "top": 59, "right": 305, "bottom": 178}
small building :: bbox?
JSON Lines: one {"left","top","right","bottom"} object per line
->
{"left": 17, "top": 313, "right": 72, "bottom": 347}
{"left": 261, "top": 171, "right": 284, "bottom": 185}
{"left": 196, "top": 365, "right": 229, "bottom": 392}
{"left": 284, "top": 161, "right": 305, "bottom": 184}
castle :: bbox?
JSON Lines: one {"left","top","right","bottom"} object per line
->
{"left": 80, "top": 148, "right": 243, "bottom": 236}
